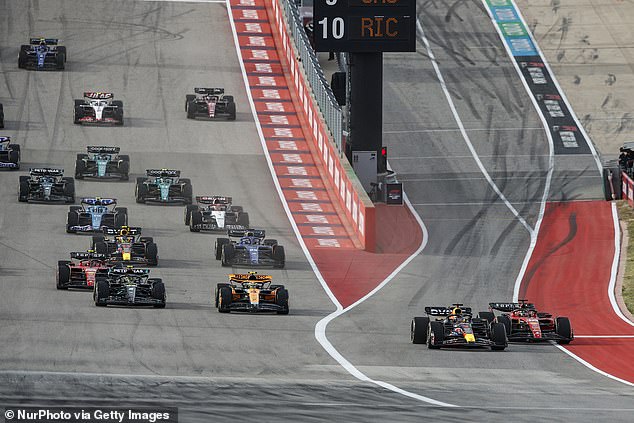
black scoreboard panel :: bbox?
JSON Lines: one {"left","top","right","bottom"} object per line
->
{"left": 313, "top": 0, "right": 416, "bottom": 52}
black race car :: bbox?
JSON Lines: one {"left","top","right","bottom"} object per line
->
{"left": 411, "top": 304, "right": 507, "bottom": 351}
{"left": 185, "top": 88, "right": 236, "bottom": 120}
{"left": 92, "top": 226, "right": 158, "bottom": 266}
{"left": 215, "top": 229, "right": 285, "bottom": 268}
{"left": 73, "top": 92, "right": 123, "bottom": 125}
{"left": 184, "top": 196, "right": 249, "bottom": 232}
{"left": 94, "top": 266, "right": 165, "bottom": 308}
{"left": 215, "top": 272, "right": 289, "bottom": 314}
{"left": 18, "top": 37, "right": 66, "bottom": 70}
{"left": 66, "top": 198, "right": 128, "bottom": 234}
{"left": 136, "top": 169, "right": 192, "bottom": 204}
{"left": 0, "top": 136, "right": 20, "bottom": 170}
{"left": 18, "top": 168, "right": 75, "bottom": 203}
{"left": 0, "top": 103, "right": 4, "bottom": 128}
{"left": 75, "top": 146, "right": 129, "bottom": 180}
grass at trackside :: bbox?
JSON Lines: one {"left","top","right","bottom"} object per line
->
{"left": 616, "top": 201, "right": 634, "bottom": 315}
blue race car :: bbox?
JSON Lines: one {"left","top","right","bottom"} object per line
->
{"left": 66, "top": 198, "right": 128, "bottom": 233}
{"left": 0, "top": 136, "right": 20, "bottom": 170}
{"left": 75, "top": 146, "right": 129, "bottom": 180}
{"left": 215, "top": 229, "right": 285, "bottom": 268}
{"left": 18, "top": 38, "right": 66, "bottom": 70}
{"left": 136, "top": 169, "right": 193, "bottom": 204}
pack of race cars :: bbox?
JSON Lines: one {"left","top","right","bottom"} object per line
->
{"left": 4, "top": 36, "right": 579, "bottom": 334}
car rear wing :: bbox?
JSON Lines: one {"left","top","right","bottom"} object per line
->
{"left": 82, "top": 197, "right": 117, "bottom": 206}
{"left": 146, "top": 169, "right": 180, "bottom": 177}
{"left": 197, "top": 196, "right": 231, "bottom": 205}
{"left": 229, "top": 273, "right": 272, "bottom": 281}
{"left": 70, "top": 252, "right": 107, "bottom": 260}
{"left": 103, "top": 226, "right": 141, "bottom": 235}
{"left": 87, "top": 146, "right": 120, "bottom": 154}
{"left": 109, "top": 267, "right": 150, "bottom": 275}
{"left": 30, "top": 168, "right": 64, "bottom": 176}
{"left": 489, "top": 301, "right": 536, "bottom": 312}
{"left": 424, "top": 306, "right": 472, "bottom": 316}
{"left": 0, "top": 136, "right": 11, "bottom": 143}
{"left": 30, "top": 37, "right": 58, "bottom": 45}
{"left": 227, "top": 228, "right": 265, "bottom": 238}
{"left": 194, "top": 88, "right": 224, "bottom": 95}
{"left": 84, "top": 92, "right": 113, "bottom": 100}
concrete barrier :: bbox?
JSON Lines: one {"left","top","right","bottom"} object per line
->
{"left": 268, "top": 0, "right": 376, "bottom": 251}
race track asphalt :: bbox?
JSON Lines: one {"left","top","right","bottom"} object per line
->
{"left": 1, "top": 0, "right": 632, "bottom": 422}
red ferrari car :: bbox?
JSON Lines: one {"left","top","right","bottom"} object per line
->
{"left": 481, "top": 300, "right": 573, "bottom": 344}
{"left": 56, "top": 251, "right": 112, "bottom": 290}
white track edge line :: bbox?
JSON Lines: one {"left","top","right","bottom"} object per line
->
{"left": 476, "top": 0, "right": 555, "bottom": 303}
{"left": 226, "top": 0, "right": 456, "bottom": 408}
{"left": 481, "top": 0, "right": 634, "bottom": 387}
{"left": 609, "top": 202, "right": 634, "bottom": 326}
{"left": 554, "top": 343, "right": 634, "bottom": 387}
{"left": 416, "top": 18, "right": 534, "bottom": 236}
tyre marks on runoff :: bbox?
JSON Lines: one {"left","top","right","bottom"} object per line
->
{"left": 483, "top": 0, "right": 597, "bottom": 157}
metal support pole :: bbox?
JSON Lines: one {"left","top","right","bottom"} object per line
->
{"left": 349, "top": 52, "right": 384, "bottom": 173}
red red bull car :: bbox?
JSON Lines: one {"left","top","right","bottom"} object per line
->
{"left": 56, "top": 251, "right": 112, "bottom": 290}
{"left": 481, "top": 300, "right": 573, "bottom": 344}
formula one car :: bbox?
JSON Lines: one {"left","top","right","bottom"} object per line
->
{"left": 75, "top": 146, "right": 130, "bottom": 180}
{"left": 57, "top": 251, "right": 112, "bottom": 290}
{"left": 94, "top": 266, "right": 165, "bottom": 308}
{"left": 184, "top": 196, "right": 249, "bottom": 232}
{"left": 73, "top": 92, "right": 124, "bottom": 125}
{"left": 215, "top": 229, "right": 285, "bottom": 268}
{"left": 480, "top": 300, "right": 573, "bottom": 344}
{"left": 185, "top": 88, "right": 236, "bottom": 120}
{"left": 0, "top": 136, "right": 20, "bottom": 170}
{"left": 18, "top": 37, "right": 66, "bottom": 70}
{"left": 136, "top": 169, "right": 192, "bottom": 204}
{"left": 0, "top": 103, "right": 4, "bottom": 128}
{"left": 66, "top": 198, "right": 128, "bottom": 234}
{"left": 18, "top": 168, "right": 75, "bottom": 203}
{"left": 92, "top": 226, "right": 158, "bottom": 266}
{"left": 411, "top": 304, "right": 507, "bottom": 350}
{"left": 215, "top": 272, "right": 289, "bottom": 314}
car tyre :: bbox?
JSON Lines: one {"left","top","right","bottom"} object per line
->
{"left": 94, "top": 279, "right": 109, "bottom": 306}
{"left": 411, "top": 317, "right": 429, "bottom": 344}
{"left": 490, "top": 322, "right": 508, "bottom": 351}
{"left": 555, "top": 317, "right": 573, "bottom": 344}
{"left": 215, "top": 238, "right": 230, "bottom": 260}
{"left": 427, "top": 321, "right": 444, "bottom": 349}
{"left": 218, "top": 286, "right": 232, "bottom": 313}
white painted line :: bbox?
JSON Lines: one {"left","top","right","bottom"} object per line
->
{"left": 475, "top": 2, "right": 554, "bottom": 303}
{"left": 554, "top": 343, "right": 634, "bottom": 387}
{"left": 574, "top": 335, "right": 634, "bottom": 338}
{"left": 384, "top": 127, "right": 543, "bottom": 134}
{"left": 609, "top": 202, "right": 634, "bottom": 327}
{"left": 227, "top": 0, "right": 455, "bottom": 407}
{"left": 409, "top": 201, "right": 541, "bottom": 206}
{"left": 391, "top": 154, "right": 552, "bottom": 159}
{"left": 416, "top": 19, "right": 535, "bottom": 236}
{"left": 481, "top": 0, "right": 633, "bottom": 387}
